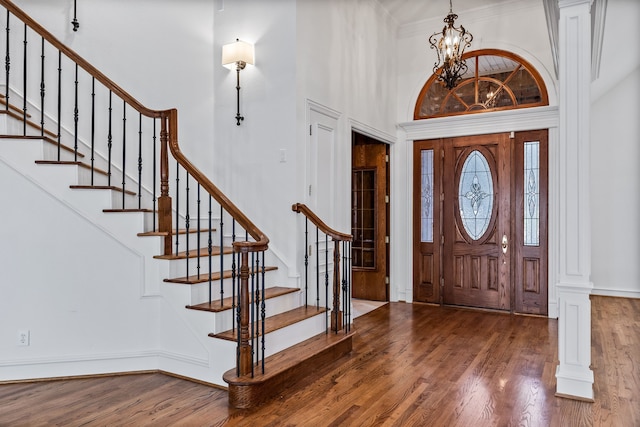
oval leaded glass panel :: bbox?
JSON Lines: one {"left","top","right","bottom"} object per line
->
{"left": 458, "top": 150, "right": 494, "bottom": 240}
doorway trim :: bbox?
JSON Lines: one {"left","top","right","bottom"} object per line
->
{"left": 398, "top": 105, "right": 559, "bottom": 317}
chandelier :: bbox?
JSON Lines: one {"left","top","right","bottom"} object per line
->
{"left": 428, "top": 0, "right": 473, "bottom": 90}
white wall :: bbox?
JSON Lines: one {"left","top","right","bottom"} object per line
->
{"left": 297, "top": 0, "right": 398, "bottom": 223}
{"left": 212, "top": 0, "right": 299, "bottom": 277}
{"left": 210, "top": 0, "right": 398, "bottom": 280}
{"left": 590, "top": 0, "right": 640, "bottom": 297}
{"left": 12, "top": 0, "right": 216, "bottom": 175}
{"left": 0, "top": 157, "right": 159, "bottom": 380}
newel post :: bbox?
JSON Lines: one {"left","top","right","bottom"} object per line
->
{"left": 237, "top": 250, "right": 253, "bottom": 376}
{"left": 331, "top": 240, "right": 343, "bottom": 332}
{"left": 158, "top": 112, "right": 173, "bottom": 255}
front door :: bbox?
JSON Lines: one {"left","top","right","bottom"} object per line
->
{"left": 443, "top": 133, "right": 511, "bottom": 310}
{"left": 413, "top": 131, "right": 548, "bottom": 314}
{"left": 352, "top": 132, "right": 389, "bottom": 301}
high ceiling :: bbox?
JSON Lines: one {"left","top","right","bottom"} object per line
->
{"left": 376, "top": 0, "right": 522, "bottom": 27}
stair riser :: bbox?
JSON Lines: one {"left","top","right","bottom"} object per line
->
{"left": 164, "top": 256, "right": 227, "bottom": 279}
{"left": 210, "top": 292, "right": 303, "bottom": 334}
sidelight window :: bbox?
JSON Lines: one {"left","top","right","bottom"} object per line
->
{"left": 524, "top": 141, "right": 540, "bottom": 246}
{"left": 421, "top": 149, "right": 434, "bottom": 243}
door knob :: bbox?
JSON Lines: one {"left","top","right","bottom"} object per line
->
{"left": 501, "top": 234, "right": 508, "bottom": 254}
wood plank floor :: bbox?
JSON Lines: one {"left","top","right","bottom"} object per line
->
{"left": 0, "top": 296, "right": 637, "bottom": 426}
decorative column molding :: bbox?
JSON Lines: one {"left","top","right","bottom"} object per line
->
{"left": 555, "top": 0, "right": 594, "bottom": 401}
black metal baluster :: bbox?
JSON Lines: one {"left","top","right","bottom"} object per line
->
{"left": 250, "top": 251, "right": 255, "bottom": 378}
{"left": 39, "top": 37, "right": 44, "bottom": 136}
{"left": 152, "top": 119, "right": 157, "bottom": 231}
{"left": 316, "top": 227, "right": 320, "bottom": 309}
{"left": 174, "top": 161, "right": 180, "bottom": 255}
{"left": 5, "top": 10, "right": 10, "bottom": 112}
{"left": 56, "top": 50, "right": 61, "bottom": 160}
{"left": 22, "top": 23, "right": 26, "bottom": 135}
{"left": 325, "top": 233, "right": 329, "bottom": 333}
{"left": 231, "top": 216, "right": 237, "bottom": 332}
{"left": 219, "top": 205, "right": 224, "bottom": 305}
{"left": 208, "top": 195, "right": 213, "bottom": 305}
{"left": 253, "top": 252, "right": 259, "bottom": 370}
{"left": 90, "top": 78, "right": 95, "bottom": 184}
{"left": 347, "top": 241, "right": 352, "bottom": 332}
{"left": 73, "top": 63, "right": 78, "bottom": 160}
{"left": 260, "top": 250, "right": 266, "bottom": 374}
{"left": 235, "top": 290, "right": 241, "bottom": 377}
{"left": 185, "top": 172, "right": 190, "bottom": 280}
{"left": 196, "top": 184, "right": 201, "bottom": 280}
{"left": 342, "top": 241, "right": 348, "bottom": 334}
{"left": 107, "top": 91, "right": 112, "bottom": 186}
{"left": 137, "top": 113, "right": 142, "bottom": 209}
{"left": 304, "top": 218, "right": 308, "bottom": 308}
{"left": 121, "top": 100, "right": 126, "bottom": 208}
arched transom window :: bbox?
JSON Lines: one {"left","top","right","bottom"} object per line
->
{"left": 414, "top": 49, "right": 548, "bottom": 119}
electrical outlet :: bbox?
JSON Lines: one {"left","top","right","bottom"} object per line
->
{"left": 17, "top": 330, "right": 30, "bottom": 346}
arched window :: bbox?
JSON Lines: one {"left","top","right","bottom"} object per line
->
{"left": 414, "top": 49, "right": 548, "bottom": 119}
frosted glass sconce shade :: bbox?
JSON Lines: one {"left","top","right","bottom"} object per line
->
{"left": 222, "top": 39, "right": 255, "bottom": 69}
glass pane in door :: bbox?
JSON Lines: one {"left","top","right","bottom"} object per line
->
{"left": 352, "top": 169, "right": 376, "bottom": 268}
{"left": 421, "top": 149, "right": 434, "bottom": 243}
{"left": 524, "top": 141, "right": 540, "bottom": 246}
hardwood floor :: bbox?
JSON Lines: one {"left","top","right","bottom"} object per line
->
{"left": 0, "top": 296, "right": 637, "bottom": 426}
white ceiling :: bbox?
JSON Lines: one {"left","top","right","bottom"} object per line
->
{"left": 376, "top": 0, "right": 522, "bottom": 27}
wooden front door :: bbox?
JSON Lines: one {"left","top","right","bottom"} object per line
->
{"left": 413, "top": 131, "right": 548, "bottom": 314}
{"left": 351, "top": 132, "right": 389, "bottom": 301}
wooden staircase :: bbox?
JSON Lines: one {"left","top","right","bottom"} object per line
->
{"left": 0, "top": 0, "right": 354, "bottom": 409}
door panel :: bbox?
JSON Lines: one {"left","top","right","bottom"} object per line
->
{"left": 351, "top": 132, "right": 389, "bottom": 301}
{"left": 444, "top": 135, "right": 511, "bottom": 310}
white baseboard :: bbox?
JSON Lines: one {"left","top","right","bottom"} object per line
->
{"left": 591, "top": 288, "right": 640, "bottom": 299}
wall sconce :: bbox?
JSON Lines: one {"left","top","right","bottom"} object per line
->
{"left": 222, "top": 39, "right": 255, "bottom": 126}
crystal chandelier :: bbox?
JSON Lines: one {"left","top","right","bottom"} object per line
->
{"left": 428, "top": 0, "right": 473, "bottom": 90}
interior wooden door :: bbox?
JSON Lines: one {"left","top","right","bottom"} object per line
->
{"left": 443, "top": 133, "right": 511, "bottom": 310}
{"left": 351, "top": 132, "right": 389, "bottom": 301}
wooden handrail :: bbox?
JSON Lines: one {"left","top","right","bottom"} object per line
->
{"left": 292, "top": 203, "right": 352, "bottom": 242}
{"left": 166, "top": 110, "right": 268, "bottom": 253}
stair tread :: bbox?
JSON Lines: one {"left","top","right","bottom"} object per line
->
{"left": 154, "top": 245, "right": 234, "bottom": 260}
{"left": 210, "top": 305, "right": 328, "bottom": 341}
{"left": 36, "top": 160, "right": 108, "bottom": 176}
{"left": 0, "top": 108, "right": 57, "bottom": 138}
{"left": 137, "top": 228, "right": 217, "bottom": 237}
{"left": 0, "top": 97, "right": 32, "bottom": 117}
{"left": 186, "top": 286, "right": 299, "bottom": 313}
{"left": 164, "top": 265, "right": 278, "bottom": 285}
{"left": 223, "top": 329, "right": 354, "bottom": 386}
{"left": 103, "top": 208, "right": 154, "bottom": 213}
{"left": 1, "top": 134, "right": 84, "bottom": 157}
{"left": 70, "top": 185, "right": 137, "bottom": 196}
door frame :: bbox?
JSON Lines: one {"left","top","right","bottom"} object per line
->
{"left": 397, "top": 105, "right": 559, "bottom": 317}
{"left": 351, "top": 131, "right": 390, "bottom": 301}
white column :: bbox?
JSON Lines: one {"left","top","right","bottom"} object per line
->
{"left": 555, "top": 0, "right": 594, "bottom": 401}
